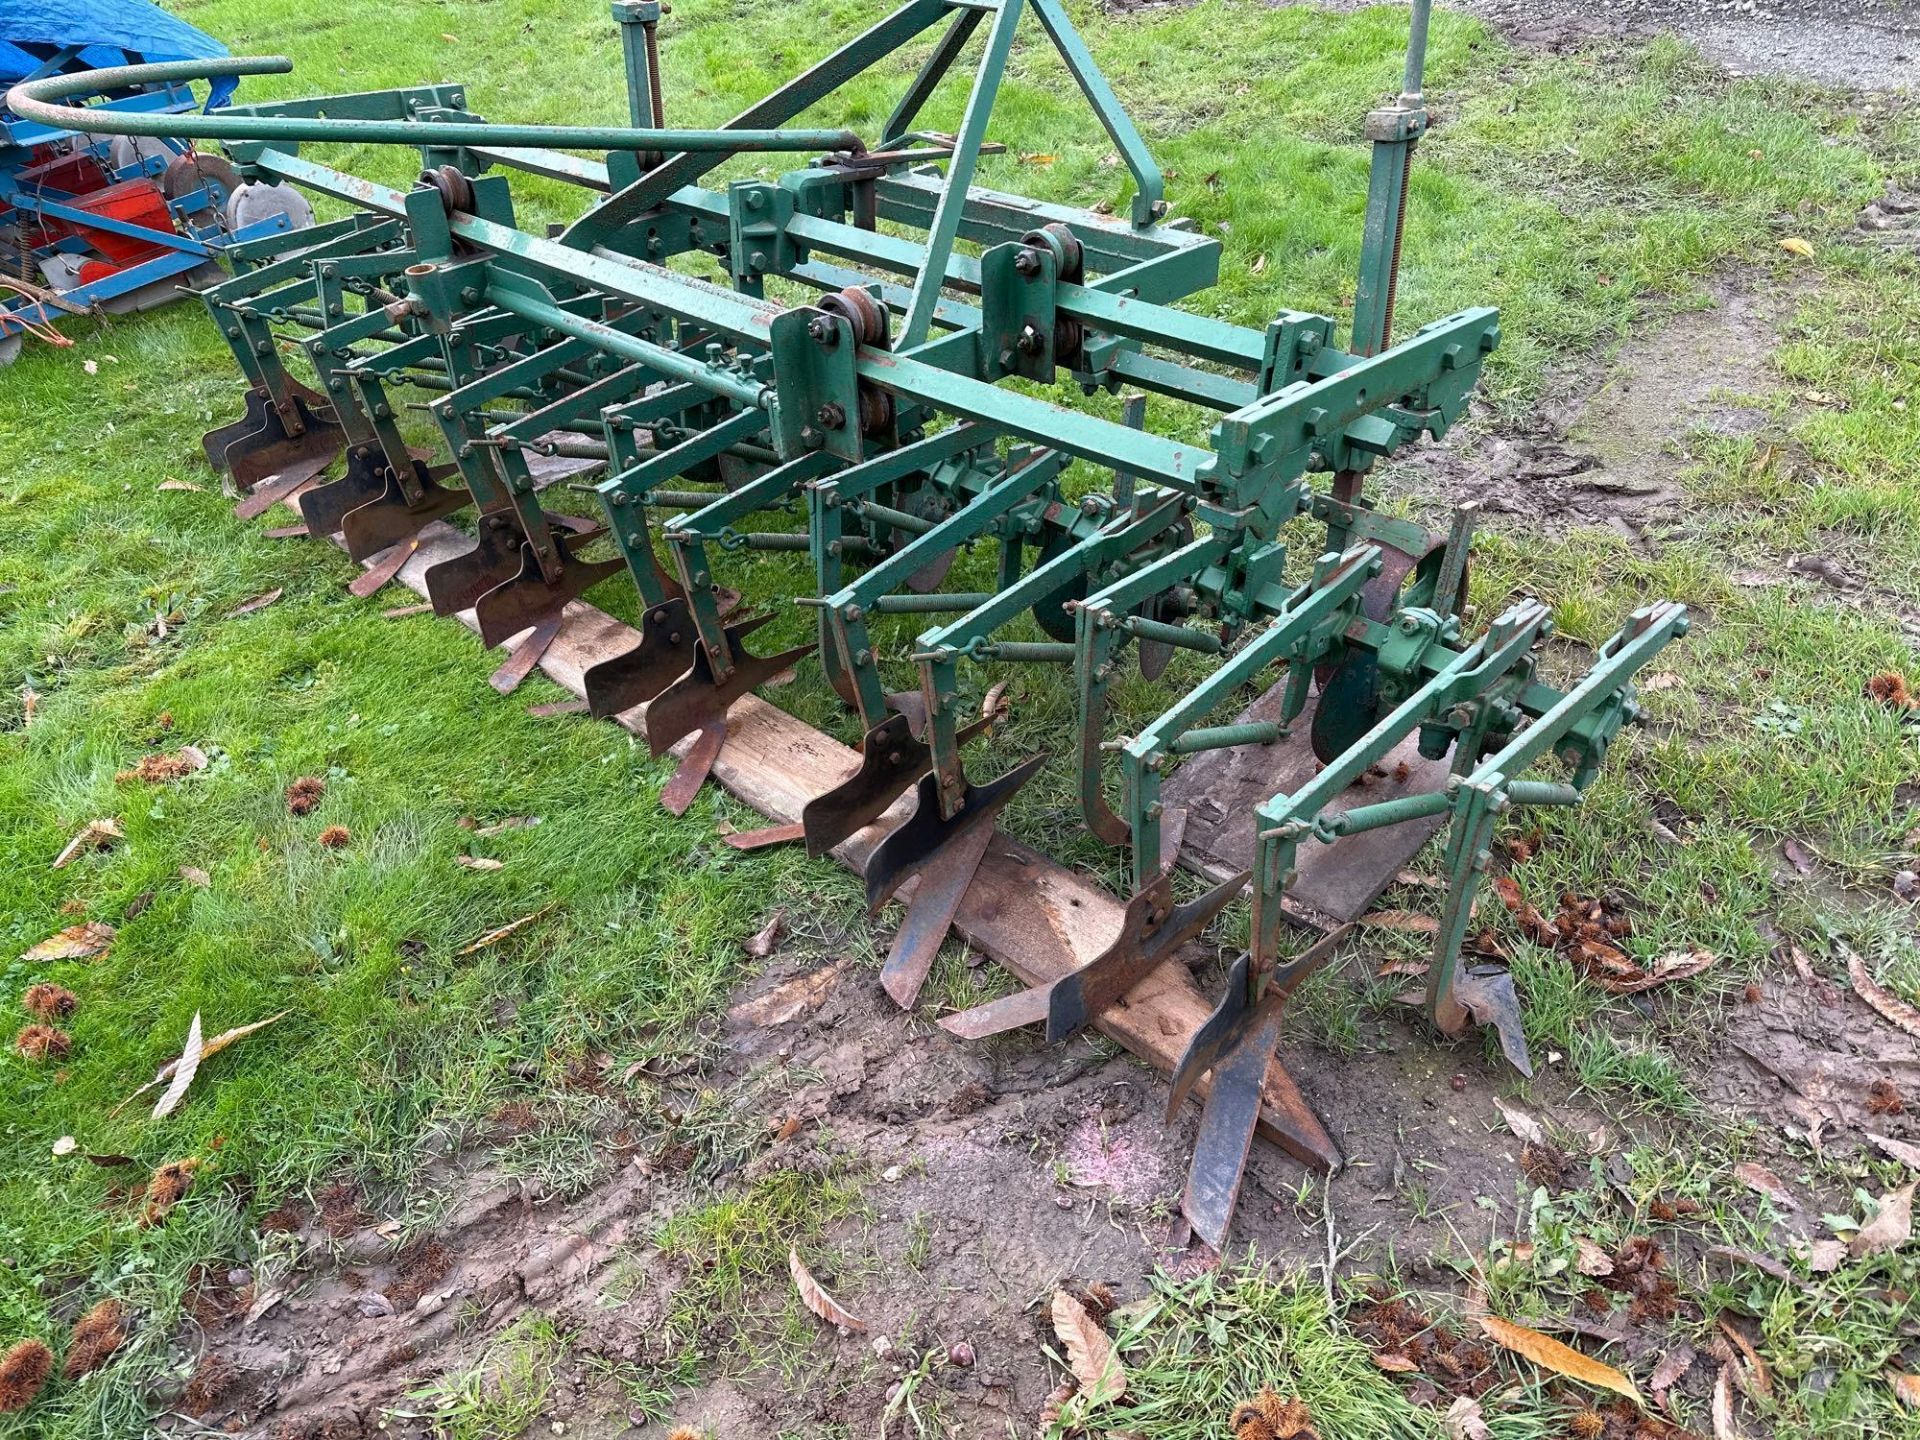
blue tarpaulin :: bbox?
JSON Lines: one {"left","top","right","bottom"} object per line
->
{"left": 0, "top": 0, "right": 232, "bottom": 105}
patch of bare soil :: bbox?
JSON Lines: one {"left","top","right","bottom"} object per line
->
{"left": 1401, "top": 277, "right": 1791, "bottom": 550}
{"left": 1708, "top": 968, "right": 1920, "bottom": 1158}
{"left": 163, "top": 940, "right": 1629, "bottom": 1439}
{"left": 1372, "top": 0, "right": 1920, "bottom": 89}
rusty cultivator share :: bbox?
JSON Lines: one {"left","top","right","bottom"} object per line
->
{"left": 7, "top": 0, "right": 1686, "bottom": 1246}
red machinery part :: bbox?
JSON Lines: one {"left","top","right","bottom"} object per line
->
{"left": 50, "top": 176, "right": 181, "bottom": 277}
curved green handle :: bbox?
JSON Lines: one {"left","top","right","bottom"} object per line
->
{"left": 4, "top": 56, "right": 862, "bottom": 156}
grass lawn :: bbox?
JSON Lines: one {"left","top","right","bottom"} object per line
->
{"left": 2, "top": 1, "right": 1918, "bottom": 1436}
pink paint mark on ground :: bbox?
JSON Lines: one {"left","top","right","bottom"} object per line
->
{"left": 1060, "top": 1113, "right": 1175, "bottom": 1208}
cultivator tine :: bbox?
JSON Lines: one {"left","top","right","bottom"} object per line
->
{"left": 1182, "top": 1003, "right": 1287, "bottom": 1248}
{"left": 347, "top": 538, "right": 420, "bottom": 599}
{"left": 878, "top": 819, "right": 995, "bottom": 1008}
{"left": 1165, "top": 925, "right": 1352, "bottom": 1244}
{"left": 299, "top": 444, "right": 394, "bottom": 538}
{"left": 233, "top": 452, "right": 334, "bottom": 521}
{"left": 660, "top": 717, "right": 729, "bottom": 815}
{"left": 338, "top": 462, "right": 468, "bottom": 562}
{"left": 939, "top": 867, "right": 1249, "bottom": 1043}
{"left": 483, "top": 610, "right": 563, "bottom": 696}
{"left": 584, "top": 595, "right": 699, "bottom": 718}
{"left": 724, "top": 821, "right": 807, "bottom": 851}
{"left": 864, "top": 754, "right": 1047, "bottom": 915}
{"left": 1445, "top": 967, "right": 1533, "bottom": 1077}
{"left": 473, "top": 529, "right": 624, "bottom": 650}
{"left": 800, "top": 711, "right": 989, "bottom": 859}
{"left": 205, "top": 381, "right": 347, "bottom": 490}
{"left": 423, "top": 514, "right": 541, "bottom": 616}
{"left": 643, "top": 611, "right": 815, "bottom": 759}
{"left": 1044, "top": 869, "right": 1248, "bottom": 1042}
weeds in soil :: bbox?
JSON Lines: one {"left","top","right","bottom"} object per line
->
{"left": 390, "top": 1312, "right": 568, "bottom": 1439}
{"left": 1097, "top": 1263, "right": 1431, "bottom": 1440}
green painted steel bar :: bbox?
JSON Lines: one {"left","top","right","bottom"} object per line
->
{"left": 666, "top": 449, "right": 835, "bottom": 537}
{"left": 486, "top": 281, "right": 769, "bottom": 412}
{"left": 812, "top": 424, "right": 995, "bottom": 504}
{"left": 979, "top": 641, "right": 1075, "bottom": 663}
{"left": 1505, "top": 780, "right": 1583, "bottom": 807}
{"left": 233, "top": 152, "right": 1229, "bottom": 488}
{"left": 1255, "top": 601, "right": 1552, "bottom": 838}
{"left": 1460, "top": 601, "right": 1688, "bottom": 786}
{"left": 3, "top": 58, "right": 859, "bottom": 153}
{"left": 918, "top": 494, "right": 1186, "bottom": 657}
{"left": 897, "top": 0, "right": 1025, "bottom": 349}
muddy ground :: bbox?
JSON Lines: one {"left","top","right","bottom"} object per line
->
{"left": 1432, "top": 0, "right": 1918, "bottom": 90}
{"left": 168, "top": 875, "right": 1917, "bottom": 1437}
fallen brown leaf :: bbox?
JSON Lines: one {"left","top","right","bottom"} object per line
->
{"left": 1594, "top": 948, "right": 1716, "bottom": 996}
{"left": 473, "top": 816, "right": 541, "bottom": 838}
{"left": 157, "top": 478, "right": 204, "bottom": 492}
{"left": 1849, "top": 1180, "right": 1915, "bottom": 1258}
{"left": 1650, "top": 1344, "right": 1695, "bottom": 1399}
{"left": 228, "top": 587, "right": 283, "bottom": 617}
{"left": 1574, "top": 1237, "right": 1615, "bottom": 1277}
{"left": 52, "top": 817, "right": 123, "bottom": 868}
{"left": 179, "top": 865, "right": 211, "bottom": 888}
{"left": 1782, "top": 837, "right": 1815, "bottom": 875}
{"left": 1442, "top": 1396, "right": 1491, "bottom": 1440}
{"left": 1374, "top": 958, "right": 1429, "bottom": 979}
{"left": 115, "top": 1011, "right": 290, "bottom": 1117}
{"left": 23, "top": 921, "right": 115, "bottom": 962}
{"left": 1712, "top": 1361, "right": 1744, "bottom": 1440}
{"left": 1706, "top": 1245, "right": 1792, "bottom": 1281}
{"left": 1778, "top": 236, "right": 1815, "bottom": 258}
{"left": 789, "top": 1247, "right": 865, "bottom": 1332}
{"left": 1476, "top": 1314, "right": 1640, "bottom": 1402}
{"left": 1492, "top": 1096, "right": 1546, "bottom": 1147}
{"left": 1892, "top": 1371, "right": 1920, "bottom": 1409}
{"left": 456, "top": 904, "right": 556, "bottom": 956}
{"left": 728, "top": 958, "right": 850, "bottom": 1028}
{"left": 1846, "top": 949, "right": 1920, "bottom": 1041}
{"left": 151, "top": 1012, "right": 204, "bottom": 1120}
{"left": 1716, "top": 1314, "right": 1771, "bottom": 1398}
{"left": 1051, "top": 1289, "right": 1125, "bottom": 1405}
{"left": 1370, "top": 1351, "right": 1418, "bottom": 1372}
{"left": 1793, "top": 1237, "right": 1846, "bottom": 1274}
{"left": 1491, "top": 875, "right": 1558, "bottom": 946}
{"left": 1732, "top": 1161, "right": 1796, "bottom": 1209}
{"left": 454, "top": 855, "right": 504, "bottom": 871}
{"left": 1357, "top": 909, "right": 1439, "bottom": 935}
{"left": 743, "top": 909, "right": 787, "bottom": 958}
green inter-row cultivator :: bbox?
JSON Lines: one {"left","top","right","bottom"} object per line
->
{"left": 6, "top": 0, "right": 1686, "bottom": 1246}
